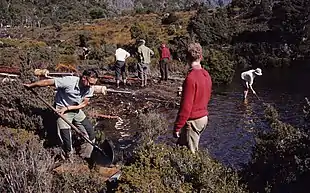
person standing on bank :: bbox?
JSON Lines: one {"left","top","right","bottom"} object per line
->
{"left": 173, "top": 43, "right": 212, "bottom": 154}
{"left": 24, "top": 69, "right": 101, "bottom": 162}
{"left": 115, "top": 44, "right": 130, "bottom": 88}
{"left": 137, "top": 39, "right": 154, "bottom": 87}
{"left": 240, "top": 68, "right": 262, "bottom": 101}
{"left": 159, "top": 43, "right": 171, "bottom": 81}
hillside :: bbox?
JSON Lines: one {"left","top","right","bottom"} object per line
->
{"left": 1, "top": 0, "right": 310, "bottom": 86}
{"left": 0, "top": 0, "right": 230, "bottom": 27}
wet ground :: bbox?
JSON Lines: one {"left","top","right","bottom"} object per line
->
{"left": 89, "top": 64, "right": 310, "bottom": 169}
{"left": 89, "top": 75, "right": 182, "bottom": 150}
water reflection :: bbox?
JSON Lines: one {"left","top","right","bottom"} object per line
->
{"left": 98, "top": 65, "right": 310, "bottom": 168}
{"left": 201, "top": 91, "right": 263, "bottom": 168}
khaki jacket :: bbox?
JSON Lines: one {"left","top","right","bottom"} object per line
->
{"left": 138, "top": 45, "right": 154, "bottom": 64}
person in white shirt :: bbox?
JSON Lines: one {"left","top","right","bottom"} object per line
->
{"left": 241, "top": 68, "right": 262, "bottom": 101}
{"left": 115, "top": 44, "right": 130, "bottom": 88}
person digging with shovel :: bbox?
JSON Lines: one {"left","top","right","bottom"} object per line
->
{"left": 24, "top": 69, "right": 101, "bottom": 162}
{"left": 241, "top": 68, "right": 263, "bottom": 102}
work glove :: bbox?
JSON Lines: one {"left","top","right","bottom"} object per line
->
{"left": 101, "top": 86, "right": 107, "bottom": 95}
{"left": 34, "top": 69, "right": 49, "bottom": 77}
{"left": 93, "top": 85, "right": 107, "bottom": 95}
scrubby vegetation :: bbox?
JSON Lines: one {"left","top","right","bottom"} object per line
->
{"left": 241, "top": 102, "right": 310, "bottom": 193}
{"left": 117, "top": 112, "right": 246, "bottom": 193}
{"left": 2, "top": 0, "right": 310, "bottom": 192}
{"left": 0, "top": 128, "right": 107, "bottom": 193}
{"left": 2, "top": 0, "right": 309, "bottom": 84}
{"left": 0, "top": 128, "right": 54, "bottom": 192}
{"left": 118, "top": 143, "right": 246, "bottom": 193}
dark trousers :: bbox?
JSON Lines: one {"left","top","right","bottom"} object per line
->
{"left": 160, "top": 58, "right": 169, "bottom": 80}
{"left": 115, "top": 60, "right": 127, "bottom": 81}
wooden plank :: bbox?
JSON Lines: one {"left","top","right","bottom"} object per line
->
{"left": 0, "top": 73, "right": 19, "bottom": 77}
{"left": 0, "top": 66, "right": 20, "bottom": 74}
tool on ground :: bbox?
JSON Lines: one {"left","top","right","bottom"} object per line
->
{"left": 34, "top": 69, "right": 76, "bottom": 78}
{"left": 93, "top": 85, "right": 133, "bottom": 95}
{"left": 0, "top": 73, "right": 19, "bottom": 83}
{"left": 26, "top": 87, "right": 114, "bottom": 166}
{"left": 107, "top": 88, "right": 133, "bottom": 94}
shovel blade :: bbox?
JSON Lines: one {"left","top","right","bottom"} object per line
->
{"left": 91, "top": 139, "right": 114, "bottom": 166}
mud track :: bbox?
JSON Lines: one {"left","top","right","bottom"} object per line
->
{"left": 88, "top": 76, "right": 182, "bottom": 150}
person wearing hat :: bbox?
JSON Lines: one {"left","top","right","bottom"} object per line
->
{"left": 137, "top": 39, "right": 154, "bottom": 87}
{"left": 240, "top": 68, "right": 262, "bottom": 101}
{"left": 158, "top": 43, "right": 171, "bottom": 81}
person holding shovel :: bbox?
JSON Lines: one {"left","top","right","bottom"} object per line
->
{"left": 241, "top": 68, "right": 262, "bottom": 101}
{"left": 173, "top": 42, "right": 212, "bottom": 154}
{"left": 24, "top": 69, "right": 100, "bottom": 162}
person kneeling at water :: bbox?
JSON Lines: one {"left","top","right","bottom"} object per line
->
{"left": 241, "top": 68, "right": 262, "bottom": 101}
{"left": 173, "top": 43, "right": 212, "bottom": 154}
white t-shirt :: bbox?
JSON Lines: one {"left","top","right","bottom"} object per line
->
{"left": 115, "top": 48, "right": 130, "bottom": 62}
{"left": 241, "top": 70, "right": 256, "bottom": 85}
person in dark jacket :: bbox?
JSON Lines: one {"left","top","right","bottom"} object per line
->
{"left": 173, "top": 43, "right": 212, "bottom": 153}
{"left": 159, "top": 43, "right": 171, "bottom": 81}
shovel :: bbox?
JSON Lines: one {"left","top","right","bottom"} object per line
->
{"left": 27, "top": 87, "right": 114, "bottom": 166}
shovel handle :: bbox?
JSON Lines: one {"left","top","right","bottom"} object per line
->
{"left": 106, "top": 88, "right": 133, "bottom": 94}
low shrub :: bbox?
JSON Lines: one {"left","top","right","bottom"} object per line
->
{"left": 52, "top": 172, "right": 106, "bottom": 193}
{"left": 203, "top": 48, "right": 235, "bottom": 84}
{"left": 117, "top": 112, "right": 246, "bottom": 192}
{"left": 118, "top": 143, "right": 246, "bottom": 193}
{"left": 0, "top": 128, "right": 54, "bottom": 193}
{"left": 241, "top": 104, "right": 310, "bottom": 193}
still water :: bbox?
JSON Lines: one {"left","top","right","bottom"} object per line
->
{"left": 196, "top": 65, "right": 310, "bottom": 168}
{"left": 100, "top": 64, "right": 310, "bottom": 168}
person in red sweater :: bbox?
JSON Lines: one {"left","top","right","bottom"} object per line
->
{"left": 159, "top": 43, "right": 171, "bottom": 81}
{"left": 173, "top": 42, "right": 212, "bottom": 153}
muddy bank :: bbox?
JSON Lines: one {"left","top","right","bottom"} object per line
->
{"left": 88, "top": 76, "right": 183, "bottom": 157}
